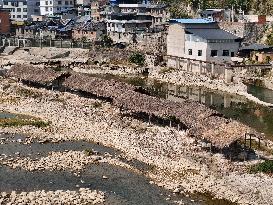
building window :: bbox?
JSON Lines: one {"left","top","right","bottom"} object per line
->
{"left": 58, "top": 1, "right": 61, "bottom": 4}
{"left": 211, "top": 50, "right": 218, "bottom": 57}
{"left": 23, "top": 15, "right": 27, "bottom": 18}
{"left": 13, "top": 15, "right": 15, "bottom": 18}
{"left": 23, "top": 1, "right": 27, "bottom": 5}
{"left": 223, "top": 50, "right": 230, "bottom": 56}
{"left": 17, "top": 8, "right": 21, "bottom": 12}
{"left": 17, "top": 15, "right": 21, "bottom": 18}
{"left": 188, "top": 49, "right": 192, "bottom": 55}
{"left": 45, "top": 1, "right": 48, "bottom": 5}
{"left": 23, "top": 8, "right": 27, "bottom": 12}
{"left": 34, "top": 9, "right": 39, "bottom": 13}
{"left": 70, "top": 1, "right": 73, "bottom": 4}
{"left": 231, "top": 52, "right": 235, "bottom": 57}
{"left": 65, "top": 1, "right": 68, "bottom": 5}
{"left": 50, "top": 1, "right": 52, "bottom": 4}
{"left": 45, "top": 7, "right": 48, "bottom": 11}
{"left": 3, "top": 2, "right": 8, "bottom": 5}
{"left": 50, "top": 7, "right": 52, "bottom": 11}
{"left": 36, "top": 2, "right": 40, "bottom": 6}
{"left": 198, "top": 50, "right": 202, "bottom": 56}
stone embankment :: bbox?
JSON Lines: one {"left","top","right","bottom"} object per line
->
{"left": 1, "top": 78, "right": 273, "bottom": 204}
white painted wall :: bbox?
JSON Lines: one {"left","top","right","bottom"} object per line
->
{"left": 40, "top": 0, "right": 74, "bottom": 16}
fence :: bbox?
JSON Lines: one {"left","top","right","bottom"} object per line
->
{"left": 0, "top": 37, "right": 94, "bottom": 49}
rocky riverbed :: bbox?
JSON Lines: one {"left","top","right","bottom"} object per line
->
{"left": 0, "top": 77, "right": 273, "bottom": 204}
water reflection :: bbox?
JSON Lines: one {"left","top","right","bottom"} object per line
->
{"left": 247, "top": 84, "right": 273, "bottom": 104}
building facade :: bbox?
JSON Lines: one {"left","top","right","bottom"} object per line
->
{"left": 40, "top": 0, "right": 74, "bottom": 16}
{"left": 167, "top": 19, "right": 241, "bottom": 64}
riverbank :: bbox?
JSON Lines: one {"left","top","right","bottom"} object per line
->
{"left": 1, "top": 78, "right": 273, "bottom": 204}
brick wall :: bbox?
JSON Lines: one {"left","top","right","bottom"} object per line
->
{"left": 0, "top": 10, "right": 10, "bottom": 34}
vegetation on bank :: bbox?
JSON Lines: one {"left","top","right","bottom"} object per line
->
{"left": 250, "top": 160, "right": 273, "bottom": 174}
{"left": 129, "top": 52, "right": 145, "bottom": 66}
{"left": 0, "top": 118, "right": 50, "bottom": 128}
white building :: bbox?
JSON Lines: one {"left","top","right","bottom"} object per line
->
{"left": 2, "top": 0, "right": 40, "bottom": 21}
{"left": 167, "top": 19, "right": 241, "bottom": 64}
{"left": 40, "top": 0, "right": 74, "bottom": 16}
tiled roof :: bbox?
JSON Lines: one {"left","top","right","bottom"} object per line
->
{"left": 186, "top": 28, "right": 240, "bottom": 40}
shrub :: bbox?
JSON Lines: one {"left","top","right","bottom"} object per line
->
{"left": 100, "top": 35, "right": 113, "bottom": 47}
{"left": 250, "top": 160, "right": 273, "bottom": 174}
{"left": 129, "top": 52, "right": 145, "bottom": 66}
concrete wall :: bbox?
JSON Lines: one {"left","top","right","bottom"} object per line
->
{"left": 167, "top": 24, "right": 185, "bottom": 57}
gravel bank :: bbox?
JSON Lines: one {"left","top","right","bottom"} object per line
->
{"left": 1, "top": 78, "right": 273, "bottom": 204}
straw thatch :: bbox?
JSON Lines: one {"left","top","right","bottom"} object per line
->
{"left": 188, "top": 116, "right": 254, "bottom": 148}
{"left": 7, "top": 64, "right": 66, "bottom": 85}
{"left": 63, "top": 73, "right": 135, "bottom": 99}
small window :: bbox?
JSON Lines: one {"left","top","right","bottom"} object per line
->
{"left": 231, "top": 52, "right": 235, "bottom": 57}
{"left": 223, "top": 50, "right": 230, "bottom": 56}
{"left": 23, "top": 15, "right": 27, "bottom": 18}
{"left": 188, "top": 49, "right": 192, "bottom": 55}
{"left": 198, "top": 50, "right": 202, "bottom": 56}
{"left": 211, "top": 50, "right": 218, "bottom": 57}
{"left": 17, "top": 8, "right": 21, "bottom": 12}
{"left": 65, "top": 1, "right": 68, "bottom": 5}
{"left": 23, "top": 1, "right": 27, "bottom": 5}
{"left": 45, "top": 1, "right": 48, "bottom": 5}
{"left": 4, "top": 2, "right": 8, "bottom": 5}
{"left": 45, "top": 7, "right": 48, "bottom": 11}
{"left": 36, "top": 2, "right": 40, "bottom": 6}
{"left": 17, "top": 15, "right": 21, "bottom": 18}
{"left": 23, "top": 8, "right": 27, "bottom": 12}
{"left": 50, "top": 1, "right": 52, "bottom": 4}
{"left": 58, "top": 1, "right": 61, "bottom": 4}
{"left": 70, "top": 1, "right": 73, "bottom": 4}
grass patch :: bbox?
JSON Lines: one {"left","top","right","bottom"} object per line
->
{"left": 84, "top": 149, "right": 94, "bottom": 156}
{"left": 0, "top": 117, "right": 50, "bottom": 128}
{"left": 250, "top": 160, "right": 273, "bottom": 174}
{"left": 159, "top": 67, "right": 176, "bottom": 74}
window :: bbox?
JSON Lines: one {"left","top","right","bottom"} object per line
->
{"left": 231, "top": 52, "right": 235, "bottom": 57}
{"left": 17, "top": 8, "right": 21, "bottom": 12}
{"left": 3, "top": 2, "right": 8, "bottom": 5}
{"left": 45, "top": 1, "right": 48, "bottom": 5}
{"left": 34, "top": 9, "right": 39, "bottom": 13}
{"left": 23, "top": 15, "right": 27, "bottom": 18}
{"left": 36, "top": 2, "right": 40, "bottom": 6}
{"left": 50, "top": 1, "right": 52, "bottom": 4}
{"left": 211, "top": 50, "right": 218, "bottom": 57}
{"left": 70, "top": 1, "right": 73, "bottom": 4}
{"left": 188, "top": 49, "right": 192, "bottom": 55}
{"left": 198, "top": 50, "right": 202, "bottom": 56}
{"left": 13, "top": 15, "right": 15, "bottom": 18}
{"left": 23, "top": 1, "right": 27, "bottom": 5}
{"left": 45, "top": 7, "right": 48, "bottom": 11}
{"left": 50, "top": 7, "right": 52, "bottom": 11}
{"left": 58, "top": 1, "right": 61, "bottom": 4}
{"left": 223, "top": 50, "right": 230, "bottom": 56}
{"left": 23, "top": 8, "right": 27, "bottom": 12}
{"left": 65, "top": 1, "right": 68, "bottom": 5}
{"left": 17, "top": 15, "right": 21, "bottom": 18}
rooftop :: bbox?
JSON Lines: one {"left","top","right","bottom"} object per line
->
{"left": 170, "top": 18, "right": 215, "bottom": 24}
{"left": 186, "top": 28, "right": 240, "bottom": 40}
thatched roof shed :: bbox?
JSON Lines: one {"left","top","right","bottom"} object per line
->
{"left": 188, "top": 116, "right": 254, "bottom": 148}
{"left": 63, "top": 73, "right": 135, "bottom": 98}
{"left": 7, "top": 64, "right": 67, "bottom": 86}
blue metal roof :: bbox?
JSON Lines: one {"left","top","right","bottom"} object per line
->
{"left": 170, "top": 18, "right": 215, "bottom": 24}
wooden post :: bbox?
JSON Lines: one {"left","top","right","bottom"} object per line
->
{"left": 169, "top": 120, "right": 172, "bottom": 127}
{"left": 258, "top": 137, "right": 261, "bottom": 148}
{"left": 244, "top": 133, "right": 247, "bottom": 149}
{"left": 148, "top": 115, "right": 151, "bottom": 125}
{"left": 250, "top": 134, "right": 252, "bottom": 149}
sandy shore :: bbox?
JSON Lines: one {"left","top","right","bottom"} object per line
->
{"left": 0, "top": 78, "right": 273, "bottom": 204}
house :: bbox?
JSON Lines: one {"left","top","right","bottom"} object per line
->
{"left": 105, "top": 1, "right": 169, "bottom": 43}
{"left": 239, "top": 44, "right": 273, "bottom": 63}
{"left": 40, "top": 0, "right": 74, "bottom": 16}
{"left": 0, "top": 8, "right": 10, "bottom": 34}
{"left": 72, "top": 21, "right": 106, "bottom": 41}
{"left": 2, "top": 0, "right": 40, "bottom": 22}
{"left": 167, "top": 19, "right": 241, "bottom": 65}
